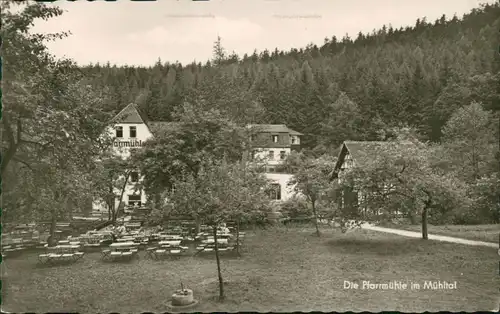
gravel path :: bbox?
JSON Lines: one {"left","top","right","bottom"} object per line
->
{"left": 361, "top": 224, "right": 498, "bottom": 248}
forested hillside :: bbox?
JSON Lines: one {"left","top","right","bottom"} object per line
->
{"left": 82, "top": 2, "right": 500, "bottom": 152}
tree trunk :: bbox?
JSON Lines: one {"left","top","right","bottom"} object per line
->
{"left": 472, "top": 145, "right": 479, "bottom": 180}
{"left": 108, "top": 185, "right": 114, "bottom": 221}
{"left": 114, "top": 172, "right": 131, "bottom": 222}
{"left": 195, "top": 216, "right": 201, "bottom": 234}
{"left": 48, "top": 210, "right": 57, "bottom": 247}
{"left": 67, "top": 197, "right": 73, "bottom": 221}
{"left": 0, "top": 117, "right": 21, "bottom": 176}
{"left": 154, "top": 193, "right": 161, "bottom": 209}
{"left": 421, "top": 207, "right": 428, "bottom": 240}
{"left": 213, "top": 226, "right": 224, "bottom": 301}
{"left": 311, "top": 201, "right": 320, "bottom": 237}
{"left": 236, "top": 218, "right": 240, "bottom": 256}
{"left": 0, "top": 144, "right": 18, "bottom": 176}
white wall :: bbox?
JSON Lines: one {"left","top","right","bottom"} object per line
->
{"left": 108, "top": 123, "right": 154, "bottom": 159}
{"left": 290, "top": 135, "right": 300, "bottom": 145}
{"left": 93, "top": 122, "right": 153, "bottom": 213}
{"left": 265, "top": 172, "right": 296, "bottom": 201}
{"left": 253, "top": 147, "right": 291, "bottom": 166}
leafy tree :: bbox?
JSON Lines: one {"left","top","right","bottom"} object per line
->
{"left": 167, "top": 160, "right": 271, "bottom": 300}
{"left": 132, "top": 103, "right": 249, "bottom": 207}
{"left": 1, "top": 0, "right": 68, "bottom": 175}
{"left": 288, "top": 154, "right": 336, "bottom": 236}
{"left": 441, "top": 102, "right": 497, "bottom": 182}
{"left": 320, "top": 92, "right": 365, "bottom": 148}
{"left": 337, "top": 140, "right": 470, "bottom": 239}
{"left": 91, "top": 155, "right": 135, "bottom": 222}
{"left": 1, "top": 1, "right": 113, "bottom": 240}
{"left": 468, "top": 173, "right": 500, "bottom": 223}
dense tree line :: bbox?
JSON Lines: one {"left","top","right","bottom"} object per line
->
{"left": 82, "top": 3, "right": 499, "bottom": 152}
{"left": 2, "top": 1, "right": 499, "bottom": 229}
{"left": 81, "top": 3, "right": 499, "bottom": 226}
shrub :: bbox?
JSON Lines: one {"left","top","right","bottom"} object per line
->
{"left": 280, "top": 196, "right": 311, "bottom": 219}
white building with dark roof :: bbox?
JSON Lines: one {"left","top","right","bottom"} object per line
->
{"left": 330, "top": 140, "right": 416, "bottom": 218}
{"left": 93, "top": 103, "right": 175, "bottom": 213}
{"left": 247, "top": 124, "right": 303, "bottom": 202}
{"left": 93, "top": 103, "right": 305, "bottom": 214}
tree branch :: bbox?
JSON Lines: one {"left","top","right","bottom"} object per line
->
{"left": 399, "top": 164, "right": 406, "bottom": 174}
{"left": 19, "top": 139, "right": 54, "bottom": 147}
{"left": 2, "top": 115, "right": 16, "bottom": 147}
{"left": 12, "top": 156, "right": 34, "bottom": 171}
{"left": 17, "top": 118, "right": 22, "bottom": 144}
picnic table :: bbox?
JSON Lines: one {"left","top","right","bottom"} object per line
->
{"left": 195, "top": 235, "right": 235, "bottom": 255}
{"left": 145, "top": 239, "right": 188, "bottom": 260}
{"left": 159, "top": 240, "right": 182, "bottom": 247}
{"left": 47, "top": 245, "right": 81, "bottom": 253}
{"left": 158, "top": 234, "right": 183, "bottom": 240}
{"left": 38, "top": 245, "right": 85, "bottom": 265}
{"left": 117, "top": 237, "right": 135, "bottom": 242}
{"left": 134, "top": 235, "right": 149, "bottom": 243}
{"left": 101, "top": 242, "right": 139, "bottom": 261}
{"left": 2, "top": 244, "right": 26, "bottom": 257}
{"left": 195, "top": 241, "right": 233, "bottom": 254}
{"left": 196, "top": 232, "right": 232, "bottom": 238}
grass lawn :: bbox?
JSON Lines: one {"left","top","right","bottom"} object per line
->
{"left": 2, "top": 226, "right": 498, "bottom": 312}
{"left": 379, "top": 223, "right": 499, "bottom": 243}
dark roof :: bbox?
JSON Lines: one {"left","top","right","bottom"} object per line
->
{"left": 109, "top": 103, "right": 183, "bottom": 137}
{"left": 109, "top": 103, "right": 147, "bottom": 124}
{"left": 331, "top": 140, "right": 416, "bottom": 180}
{"left": 247, "top": 124, "right": 303, "bottom": 135}
{"left": 146, "top": 121, "right": 182, "bottom": 137}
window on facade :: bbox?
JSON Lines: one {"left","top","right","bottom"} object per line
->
{"left": 272, "top": 135, "right": 279, "bottom": 143}
{"left": 116, "top": 126, "right": 123, "bottom": 138}
{"left": 130, "top": 171, "right": 139, "bottom": 183}
{"left": 291, "top": 136, "right": 296, "bottom": 144}
{"left": 280, "top": 151, "right": 286, "bottom": 160}
{"left": 130, "top": 126, "right": 137, "bottom": 138}
{"left": 268, "top": 183, "right": 281, "bottom": 200}
{"left": 128, "top": 194, "right": 141, "bottom": 207}
{"left": 268, "top": 150, "right": 274, "bottom": 160}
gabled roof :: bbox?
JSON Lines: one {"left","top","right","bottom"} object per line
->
{"left": 330, "top": 140, "right": 416, "bottom": 180}
{"left": 247, "top": 124, "right": 303, "bottom": 136}
{"left": 109, "top": 103, "right": 147, "bottom": 124}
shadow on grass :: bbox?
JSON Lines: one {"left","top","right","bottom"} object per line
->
{"left": 325, "top": 235, "right": 435, "bottom": 257}
{"left": 195, "top": 252, "right": 242, "bottom": 261}
{"left": 34, "top": 260, "right": 87, "bottom": 269}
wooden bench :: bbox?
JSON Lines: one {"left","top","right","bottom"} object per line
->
{"left": 38, "top": 249, "right": 85, "bottom": 265}
{"left": 3, "top": 246, "right": 25, "bottom": 257}
{"left": 101, "top": 249, "right": 111, "bottom": 260}
{"left": 145, "top": 247, "right": 156, "bottom": 259}
{"left": 102, "top": 248, "right": 137, "bottom": 262}
{"left": 152, "top": 248, "right": 184, "bottom": 260}
{"left": 109, "top": 251, "right": 123, "bottom": 260}
{"left": 73, "top": 252, "right": 85, "bottom": 260}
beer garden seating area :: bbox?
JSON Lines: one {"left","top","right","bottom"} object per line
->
{"left": 38, "top": 241, "right": 85, "bottom": 265}
{"left": 2, "top": 220, "right": 247, "bottom": 267}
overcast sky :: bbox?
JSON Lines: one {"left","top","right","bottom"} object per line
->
{"left": 31, "top": 0, "right": 489, "bottom": 67}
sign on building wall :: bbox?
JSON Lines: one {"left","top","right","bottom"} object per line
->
{"left": 113, "top": 140, "right": 145, "bottom": 148}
